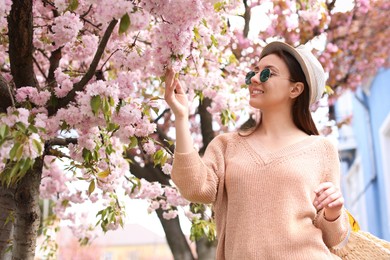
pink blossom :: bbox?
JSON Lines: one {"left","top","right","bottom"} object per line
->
{"left": 136, "top": 179, "right": 164, "bottom": 200}
{"left": 164, "top": 186, "right": 189, "bottom": 207}
{"left": 22, "top": 133, "right": 43, "bottom": 159}
{"left": 142, "top": 140, "right": 156, "bottom": 155}
{"left": 53, "top": 0, "right": 67, "bottom": 13}
{"left": 298, "top": 10, "right": 321, "bottom": 27}
{"left": 15, "top": 87, "right": 50, "bottom": 106}
{"left": 54, "top": 78, "right": 73, "bottom": 98}
{"left": 161, "top": 163, "right": 172, "bottom": 175}
{"left": 162, "top": 210, "right": 178, "bottom": 220}
{"left": 51, "top": 12, "right": 83, "bottom": 49}
{"left": 1, "top": 107, "right": 30, "bottom": 127}
{"left": 326, "top": 43, "right": 339, "bottom": 53}
{"left": 185, "top": 210, "right": 202, "bottom": 220}
{"left": 40, "top": 156, "right": 71, "bottom": 199}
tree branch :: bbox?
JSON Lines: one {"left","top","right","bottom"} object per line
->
{"left": 0, "top": 74, "right": 13, "bottom": 112}
{"left": 45, "top": 137, "right": 78, "bottom": 147}
{"left": 48, "top": 19, "right": 118, "bottom": 116}
{"left": 126, "top": 152, "right": 195, "bottom": 259}
{"left": 198, "top": 98, "right": 215, "bottom": 155}
{"left": 243, "top": 0, "right": 251, "bottom": 38}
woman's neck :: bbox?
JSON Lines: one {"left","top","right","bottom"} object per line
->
{"left": 256, "top": 109, "right": 305, "bottom": 138}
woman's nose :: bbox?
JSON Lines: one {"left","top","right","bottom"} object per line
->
{"left": 251, "top": 72, "right": 260, "bottom": 84}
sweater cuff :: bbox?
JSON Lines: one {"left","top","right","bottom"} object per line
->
{"left": 315, "top": 209, "right": 349, "bottom": 247}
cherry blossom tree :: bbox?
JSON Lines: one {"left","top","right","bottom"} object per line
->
{"left": 0, "top": 0, "right": 389, "bottom": 259}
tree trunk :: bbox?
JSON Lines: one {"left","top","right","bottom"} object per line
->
{"left": 7, "top": 0, "right": 38, "bottom": 89}
{"left": 198, "top": 98, "right": 214, "bottom": 155}
{"left": 196, "top": 237, "right": 217, "bottom": 260}
{"left": 156, "top": 208, "right": 195, "bottom": 260}
{"left": 0, "top": 186, "right": 15, "bottom": 259}
{"left": 11, "top": 159, "right": 43, "bottom": 260}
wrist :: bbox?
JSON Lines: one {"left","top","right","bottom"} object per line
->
{"left": 324, "top": 208, "right": 342, "bottom": 222}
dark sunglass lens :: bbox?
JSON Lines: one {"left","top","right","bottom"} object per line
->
{"left": 260, "top": 68, "right": 271, "bottom": 82}
{"left": 245, "top": 71, "right": 256, "bottom": 85}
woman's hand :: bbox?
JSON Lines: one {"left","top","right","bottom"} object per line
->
{"left": 313, "top": 182, "right": 344, "bottom": 221}
{"left": 164, "top": 68, "right": 188, "bottom": 120}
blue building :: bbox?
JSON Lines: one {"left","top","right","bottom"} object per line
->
{"left": 336, "top": 68, "right": 390, "bottom": 241}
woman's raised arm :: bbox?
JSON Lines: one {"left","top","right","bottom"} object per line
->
{"left": 164, "top": 68, "right": 193, "bottom": 153}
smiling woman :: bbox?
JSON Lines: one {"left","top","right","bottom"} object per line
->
{"left": 164, "top": 41, "right": 352, "bottom": 259}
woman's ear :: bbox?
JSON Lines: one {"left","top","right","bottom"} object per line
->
{"left": 290, "top": 82, "right": 304, "bottom": 99}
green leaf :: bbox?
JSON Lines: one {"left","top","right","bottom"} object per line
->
{"left": 90, "top": 95, "right": 101, "bottom": 115}
{"left": 128, "top": 136, "right": 138, "bottom": 149}
{"left": 0, "top": 124, "right": 8, "bottom": 139}
{"left": 32, "top": 139, "right": 43, "bottom": 155}
{"left": 119, "top": 13, "right": 131, "bottom": 34}
{"left": 214, "top": 2, "right": 224, "bottom": 12}
{"left": 201, "top": 18, "right": 208, "bottom": 28}
{"left": 15, "top": 122, "right": 26, "bottom": 132}
{"left": 9, "top": 142, "right": 22, "bottom": 161}
{"left": 193, "top": 27, "right": 201, "bottom": 41}
{"left": 82, "top": 148, "right": 92, "bottom": 163}
{"left": 102, "top": 98, "right": 111, "bottom": 115}
{"left": 229, "top": 54, "right": 238, "bottom": 65}
{"left": 68, "top": 0, "right": 79, "bottom": 11}
{"left": 325, "top": 85, "right": 334, "bottom": 95}
{"left": 210, "top": 35, "right": 219, "bottom": 47}
{"left": 97, "top": 169, "right": 110, "bottom": 179}
{"left": 19, "top": 158, "right": 33, "bottom": 178}
{"left": 88, "top": 180, "right": 95, "bottom": 195}
{"left": 28, "top": 124, "right": 38, "bottom": 133}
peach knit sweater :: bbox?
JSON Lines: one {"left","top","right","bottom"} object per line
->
{"left": 171, "top": 132, "right": 349, "bottom": 260}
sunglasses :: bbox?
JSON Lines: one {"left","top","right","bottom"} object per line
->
{"left": 245, "top": 68, "right": 294, "bottom": 85}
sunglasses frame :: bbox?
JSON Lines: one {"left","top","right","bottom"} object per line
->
{"left": 245, "top": 68, "right": 273, "bottom": 85}
{"left": 245, "top": 68, "right": 295, "bottom": 85}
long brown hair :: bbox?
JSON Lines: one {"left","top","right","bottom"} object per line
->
{"left": 239, "top": 49, "right": 319, "bottom": 136}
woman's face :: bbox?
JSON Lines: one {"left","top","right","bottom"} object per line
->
{"left": 248, "top": 54, "right": 295, "bottom": 110}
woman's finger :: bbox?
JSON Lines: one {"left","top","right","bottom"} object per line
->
{"left": 317, "top": 190, "right": 341, "bottom": 208}
{"left": 174, "top": 79, "right": 185, "bottom": 94}
{"left": 316, "top": 186, "right": 336, "bottom": 202}
{"left": 164, "top": 69, "right": 176, "bottom": 102}
{"left": 328, "top": 197, "right": 344, "bottom": 208}
{"left": 314, "top": 182, "right": 333, "bottom": 195}
{"left": 165, "top": 68, "right": 175, "bottom": 88}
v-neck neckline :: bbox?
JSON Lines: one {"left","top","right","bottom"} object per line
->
{"left": 240, "top": 134, "right": 316, "bottom": 165}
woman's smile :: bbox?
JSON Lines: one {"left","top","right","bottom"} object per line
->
{"left": 250, "top": 88, "right": 264, "bottom": 96}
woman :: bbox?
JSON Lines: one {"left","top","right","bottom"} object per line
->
{"left": 164, "top": 41, "right": 349, "bottom": 259}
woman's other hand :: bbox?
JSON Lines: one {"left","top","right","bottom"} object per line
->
{"left": 313, "top": 182, "right": 344, "bottom": 221}
{"left": 164, "top": 68, "right": 188, "bottom": 120}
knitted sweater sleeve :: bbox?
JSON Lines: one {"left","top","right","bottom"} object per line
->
{"left": 170, "top": 135, "right": 226, "bottom": 204}
{"left": 313, "top": 138, "right": 350, "bottom": 248}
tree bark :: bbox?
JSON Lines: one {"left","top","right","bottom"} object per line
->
{"left": 128, "top": 160, "right": 195, "bottom": 259}
{"left": 243, "top": 0, "right": 251, "bottom": 38}
{"left": 0, "top": 186, "right": 15, "bottom": 259}
{"left": 195, "top": 237, "right": 217, "bottom": 260}
{"left": 0, "top": 74, "right": 13, "bottom": 113}
{"left": 198, "top": 98, "right": 215, "bottom": 155}
{"left": 196, "top": 97, "right": 218, "bottom": 259}
{"left": 11, "top": 159, "right": 43, "bottom": 260}
{"left": 155, "top": 208, "right": 195, "bottom": 260}
{"left": 7, "top": 0, "right": 38, "bottom": 89}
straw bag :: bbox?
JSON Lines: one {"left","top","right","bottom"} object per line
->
{"left": 330, "top": 210, "right": 390, "bottom": 259}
